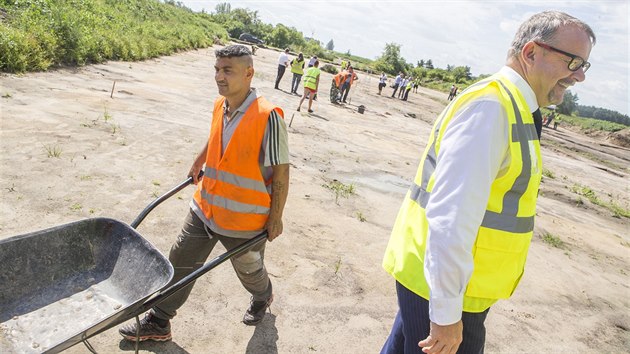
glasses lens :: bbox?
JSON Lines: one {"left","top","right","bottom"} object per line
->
{"left": 582, "top": 62, "right": 591, "bottom": 73}
{"left": 568, "top": 58, "right": 585, "bottom": 72}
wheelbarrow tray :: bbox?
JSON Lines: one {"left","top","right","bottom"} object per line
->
{"left": 0, "top": 217, "right": 174, "bottom": 353}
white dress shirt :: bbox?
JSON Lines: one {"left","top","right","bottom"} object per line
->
{"left": 424, "top": 66, "right": 539, "bottom": 325}
{"left": 278, "top": 52, "right": 289, "bottom": 66}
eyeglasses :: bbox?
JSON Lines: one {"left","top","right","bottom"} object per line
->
{"left": 534, "top": 41, "right": 590, "bottom": 73}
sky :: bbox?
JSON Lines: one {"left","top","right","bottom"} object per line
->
{"left": 181, "top": 0, "right": 629, "bottom": 115}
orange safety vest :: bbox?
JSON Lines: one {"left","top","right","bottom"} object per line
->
{"left": 192, "top": 96, "right": 284, "bottom": 231}
{"left": 333, "top": 71, "right": 348, "bottom": 87}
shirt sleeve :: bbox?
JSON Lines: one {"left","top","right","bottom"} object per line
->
{"left": 424, "top": 99, "right": 509, "bottom": 325}
{"left": 263, "top": 109, "right": 290, "bottom": 167}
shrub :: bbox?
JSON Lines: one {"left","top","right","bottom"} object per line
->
{"left": 320, "top": 64, "right": 338, "bottom": 75}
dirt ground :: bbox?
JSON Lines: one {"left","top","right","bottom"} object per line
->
{"left": 1, "top": 45, "right": 629, "bottom": 354}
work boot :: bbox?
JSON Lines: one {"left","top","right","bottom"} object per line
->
{"left": 243, "top": 295, "right": 273, "bottom": 326}
{"left": 119, "top": 313, "right": 172, "bottom": 342}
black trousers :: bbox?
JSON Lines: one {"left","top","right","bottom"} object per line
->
{"left": 381, "top": 281, "right": 489, "bottom": 354}
{"left": 275, "top": 65, "right": 286, "bottom": 88}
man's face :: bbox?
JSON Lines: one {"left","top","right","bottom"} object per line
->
{"left": 214, "top": 56, "right": 253, "bottom": 98}
{"left": 529, "top": 25, "right": 592, "bottom": 107}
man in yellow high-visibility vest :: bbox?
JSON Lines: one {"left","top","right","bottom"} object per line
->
{"left": 381, "top": 11, "right": 595, "bottom": 354}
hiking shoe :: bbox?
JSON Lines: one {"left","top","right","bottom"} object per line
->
{"left": 119, "top": 314, "right": 172, "bottom": 342}
{"left": 243, "top": 295, "right": 273, "bottom": 326}
{"left": 308, "top": 109, "right": 314, "bottom": 113}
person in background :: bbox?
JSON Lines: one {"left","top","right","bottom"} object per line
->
{"left": 402, "top": 76, "right": 413, "bottom": 101}
{"left": 378, "top": 73, "right": 388, "bottom": 95}
{"left": 308, "top": 55, "right": 318, "bottom": 68}
{"left": 274, "top": 48, "right": 290, "bottom": 89}
{"left": 290, "top": 52, "right": 306, "bottom": 95}
{"left": 339, "top": 66, "right": 358, "bottom": 103}
{"left": 297, "top": 60, "right": 321, "bottom": 113}
{"left": 392, "top": 73, "right": 403, "bottom": 98}
{"left": 330, "top": 69, "right": 348, "bottom": 104}
{"left": 381, "top": 11, "right": 594, "bottom": 354}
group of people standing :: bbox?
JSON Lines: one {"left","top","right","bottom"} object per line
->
{"left": 390, "top": 73, "right": 418, "bottom": 101}
{"left": 275, "top": 49, "right": 362, "bottom": 113}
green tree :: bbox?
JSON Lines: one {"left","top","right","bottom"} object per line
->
{"left": 425, "top": 59, "right": 434, "bottom": 69}
{"left": 373, "top": 42, "right": 407, "bottom": 75}
{"left": 557, "top": 90, "right": 578, "bottom": 115}
{"left": 417, "top": 59, "right": 425, "bottom": 68}
{"left": 451, "top": 66, "right": 472, "bottom": 83}
{"left": 215, "top": 2, "right": 231, "bottom": 14}
{"left": 266, "top": 24, "right": 304, "bottom": 49}
{"left": 326, "top": 39, "right": 334, "bottom": 51}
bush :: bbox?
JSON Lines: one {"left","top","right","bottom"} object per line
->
{"left": 320, "top": 64, "right": 338, "bottom": 75}
{"left": 0, "top": 0, "right": 228, "bottom": 73}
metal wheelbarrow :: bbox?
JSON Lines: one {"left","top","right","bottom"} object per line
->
{"left": 0, "top": 174, "right": 267, "bottom": 353}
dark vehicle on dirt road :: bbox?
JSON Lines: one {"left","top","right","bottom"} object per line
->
{"left": 239, "top": 33, "right": 265, "bottom": 46}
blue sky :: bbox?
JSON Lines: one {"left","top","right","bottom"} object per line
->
{"left": 181, "top": 0, "right": 629, "bottom": 115}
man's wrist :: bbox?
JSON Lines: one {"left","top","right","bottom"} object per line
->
{"left": 428, "top": 295, "right": 464, "bottom": 325}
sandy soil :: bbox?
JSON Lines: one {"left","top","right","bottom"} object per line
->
{"left": 1, "top": 45, "right": 629, "bottom": 354}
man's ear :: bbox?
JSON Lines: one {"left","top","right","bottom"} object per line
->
{"left": 246, "top": 66, "right": 255, "bottom": 80}
{"left": 521, "top": 41, "right": 537, "bottom": 67}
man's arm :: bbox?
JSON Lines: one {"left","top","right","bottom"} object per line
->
{"left": 266, "top": 163, "right": 289, "bottom": 241}
{"left": 188, "top": 142, "right": 208, "bottom": 184}
{"left": 420, "top": 100, "right": 508, "bottom": 353}
{"left": 263, "top": 109, "right": 290, "bottom": 241}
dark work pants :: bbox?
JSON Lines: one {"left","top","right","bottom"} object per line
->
{"left": 151, "top": 209, "right": 272, "bottom": 320}
{"left": 381, "top": 281, "right": 489, "bottom": 354}
{"left": 275, "top": 65, "right": 286, "bottom": 88}
{"left": 391, "top": 84, "right": 400, "bottom": 97}
{"left": 340, "top": 82, "right": 351, "bottom": 102}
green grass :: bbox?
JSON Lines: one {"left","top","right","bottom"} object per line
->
{"left": 541, "top": 232, "right": 566, "bottom": 249}
{"left": 0, "top": 0, "right": 228, "bottom": 73}
{"left": 569, "top": 183, "right": 630, "bottom": 218}
{"left": 542, "top": 168, "right": 555, "bottom": 179}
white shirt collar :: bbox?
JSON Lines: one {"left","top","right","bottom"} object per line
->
{"left": 499, "top": 66, "right": 539, "bottom": 113}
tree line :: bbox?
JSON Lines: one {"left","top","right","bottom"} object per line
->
{"left": 557, "top": 91, "right": 629, "bottom": 126}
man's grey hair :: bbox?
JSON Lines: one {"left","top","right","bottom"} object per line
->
{"left": 508, "top": 11, "right": 596, "bottom": 58}
{"left": 215, "top": 45, "right": 252, "bottom": 59}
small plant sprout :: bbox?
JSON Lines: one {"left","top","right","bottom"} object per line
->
{"left": 323, "top": 180, "right": 356, "bottom": 205}
{"left": 333, "top": 257, "right": 342, "bottom": 275}
{"left": 43, "top": 144, "right": 62, "bottom": 158}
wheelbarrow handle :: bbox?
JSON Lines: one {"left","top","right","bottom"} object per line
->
{"left": 130, "top": 170, "right": 204, "bottom": 229}
{"left": 136, "top": 231, "right": 268, "bottom": 313}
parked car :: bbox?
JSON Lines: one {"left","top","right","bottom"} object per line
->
{"left": 239, "top": 33, "right": 265, "bottom": 46}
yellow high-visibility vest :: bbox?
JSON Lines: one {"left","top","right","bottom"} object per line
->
{"left": 382, "top": 73, "right": 542, "bottom": 312}
{"left": 303, "top": 67, "right": 320, "bottom": 90}
{"left": 290, "top": 58, "right": 304, "bottom": 75}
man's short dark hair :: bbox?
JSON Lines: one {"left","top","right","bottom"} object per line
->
{"left": 215, "top": 45, "right": 252, "bottom": 58}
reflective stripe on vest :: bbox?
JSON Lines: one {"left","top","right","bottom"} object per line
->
{"left": 303, "top": 67, "right": 320, "bottom": 89}
{"left": 192, "top": 96, "right": 284, "bottom": 231}
{"left": 382, "top": 73, "right": 542, "bottom": 312}
{"left": 408, "top": 79, "right": 538, "bottom": 234}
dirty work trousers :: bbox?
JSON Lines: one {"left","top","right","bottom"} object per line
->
{"left": 381, "top": 281, "right": 489, "bottom": 354}
{"left": 330, "top": 80, "right": 341, "bottom": 103}
{"left": 151, "top": 209, "right": 272, "bottom": 320}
